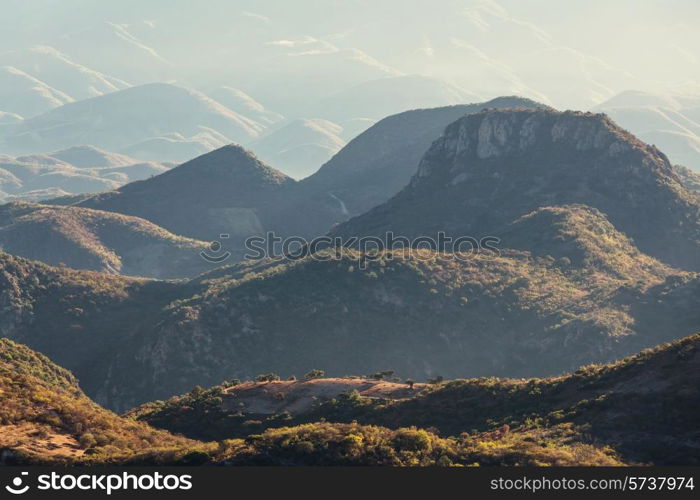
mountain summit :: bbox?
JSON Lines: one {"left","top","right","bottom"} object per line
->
{"left": 333, "top": 108, "right": 700, "bottom": 271}
{"left": 296, "top": 97, "right": 547, "bottom": 226}
{"left": 80, "top": 144, "right": 293, "bottom": 242}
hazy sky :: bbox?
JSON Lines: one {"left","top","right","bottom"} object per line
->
{"left": 1, "top": 0, "right": 698, "bottom": 110}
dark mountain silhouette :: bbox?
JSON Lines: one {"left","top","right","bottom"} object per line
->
{"left": 78, "top": 145, "right": 296, "bottom": 246}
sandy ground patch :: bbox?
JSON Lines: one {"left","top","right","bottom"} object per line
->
{"left": 222, "top": 378, "right": 426, "bottom": 415}
{"left": 0, "top": 423, "right": 84, "bottom": 459}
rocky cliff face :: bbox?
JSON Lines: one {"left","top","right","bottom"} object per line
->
{"left": 413, "top": 108, "right": 666, "bottom": 182}
{"left": 333, "top": 108, "right": 700, "bottom": 271}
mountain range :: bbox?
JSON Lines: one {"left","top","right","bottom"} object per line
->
{"left": 294, "top": 96, "right": 547, "bottom": 227}
{"left": 0, "top": 99, "right": 697, "bottom": 467}
{"left": 0, "top": 45, "right": 130, "bottom": 117}
{"left": 0, "top": 83, "right": 264, "bottom": 162}
{"left": 3, "top": 75, "right": 698, "bottom": 178}
{"left": 1, "top": 0, "right": 699, "bottom": 470}
{"left": 60, "top": 97, "right": 546, "bottom": 248}
{"left": 595, "top": 90, "right": 700, "bottom": 173}
{"left": 2, "top": 199, "right": 698, "bottom": 411}
{"left": 0, "top": 145, "right": 170, "bottom": 203}
{"left": 1, "top": 106, "right": 698, "bottom": 410}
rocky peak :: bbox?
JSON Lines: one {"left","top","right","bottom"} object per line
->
{"left": 332, "top": 107, "right": 700, "bottom": 272}
{"left": 414, "top": 108, "right": 673, "bottom": 183}
{"left": 126, "top": 143, "right": 294, "bottom": 192}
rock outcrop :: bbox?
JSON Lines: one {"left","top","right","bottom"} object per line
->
{"left": 333, "top": 108, "right": 700, "bottom": 271}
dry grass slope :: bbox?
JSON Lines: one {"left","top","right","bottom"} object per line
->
{"left": 0, "top": 202, "right": 210, "bottom": 278}
{"left": 0, "top": 339, "right": 199, "bottom": 464}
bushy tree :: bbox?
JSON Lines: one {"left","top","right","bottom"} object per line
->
{"left": 304, "top": 369, "right": 325, "bottom": 380}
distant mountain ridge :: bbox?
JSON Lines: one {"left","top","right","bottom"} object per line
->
{"left": 0, "top": 83, "right": 264, "bottom": 162}
{"left": 312, "top": 75, "right": 481, "bottom": 121}
{"left": 595, "top": 90, "right": 700, "bottom": 172}
{"left": 0, "top": 45, "right": 130, "bottom": 117}
{"left": 1, "top": 103, "right": 698, "bottom": 414}
{"left": 249, "top": 118, "right": 346, "bottom": 179}
{"left": 0, "top": 145, "right": 169, "bottom": 204}
{"left": 69, "top": 98, "right": 547, "bottom": 245}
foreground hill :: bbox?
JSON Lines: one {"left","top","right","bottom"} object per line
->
{"left": 0, "top": 338, "right": 627, "bottom": 466}
{"left": 332, "top": 108, "right": 700, "bottom": 271}
{"left": 0, "top": 338, "right": 197, "bottom": 464}
{"left": 0, "top": 251, "right": 199, "bottom": 410}
{"left": 108, "top": 238, "right": 697, "bottom": 410}
{"left": 0, "top": 202, "right": 211, "bottom": 278}
{"left": 133, "top": 334, "right": 700, "bottom": 465}
{"left": 0, "top": 248, "right": 697, "bottom": 464}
